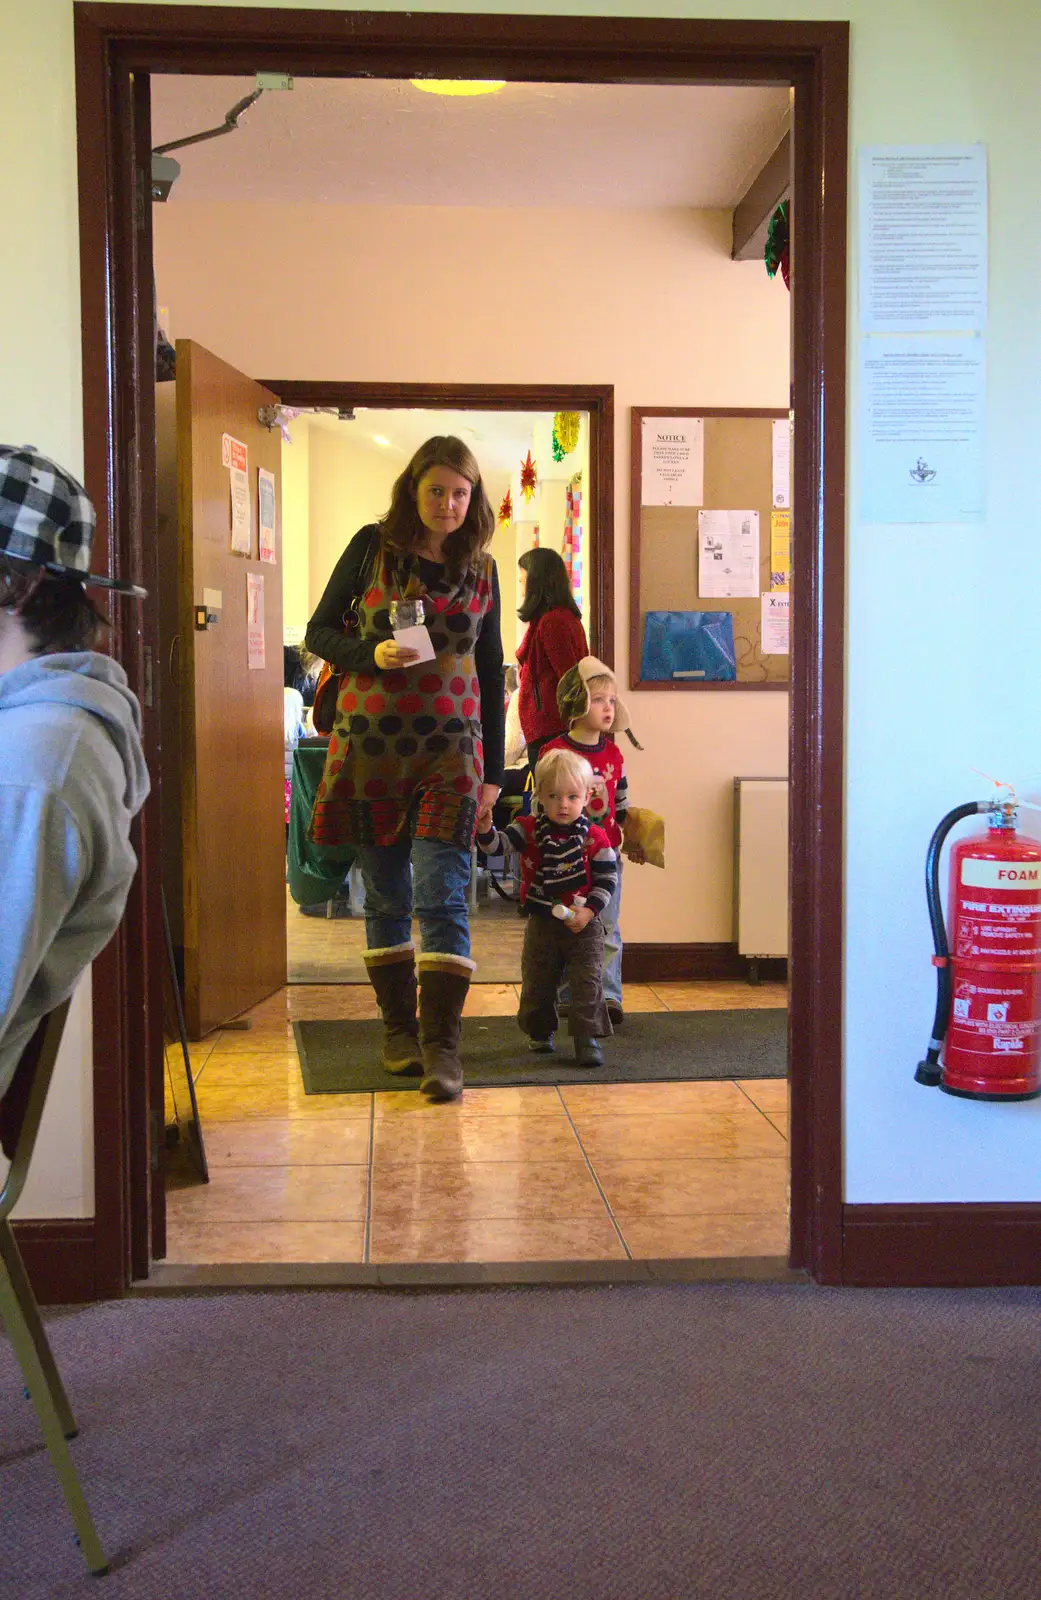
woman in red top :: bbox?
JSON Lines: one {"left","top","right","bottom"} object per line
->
{"left": 515, "top": 548, "right": 589, "bottom": 773}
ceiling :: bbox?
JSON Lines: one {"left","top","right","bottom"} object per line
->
{"left": 150, "top": 77, "right": 790, "bottom": 208}
{"left": 305, "top": 407, "right": 565, "bottom": 478}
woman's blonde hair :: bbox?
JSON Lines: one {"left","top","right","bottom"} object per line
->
{"left": 380, "top": 435, "right": 495, "bottom": 574}
{"left": 533, "top": 746, "right": 595, "bottom": 806}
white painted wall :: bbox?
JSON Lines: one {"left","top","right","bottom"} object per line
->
{"left": 6, "top": 0, "right": 1040, "bottom": 1216}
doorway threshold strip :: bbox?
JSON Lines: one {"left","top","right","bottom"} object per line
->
{"left": 136, "top": 1257, "right": 803, "bottom": 1294}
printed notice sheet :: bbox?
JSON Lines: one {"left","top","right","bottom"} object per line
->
{"left": 224, "top": 435, "right": 251, "bottom": 554}
{"left": 258, "top": 468, "right": 277, "bottom": 563}
{"left": 770, "top": 511, "right": 791, "bottom": 591}
{"left": 641, "top": 417, "right": 704, "bottom": 506}
{"left": 761, "top": 593, "right": 790, "bottom": 655}
{"left": 698, "top": 509, "right": 759, "bottom": 599}
{"left": 859, "top": 146, "right": 988, "bottom": 333}
{"left": 771, "top": 419, "right": 791, "bottom": 508}
{"left": 859, "top": 336, "right": 985, "bottom": 523}
{"left": 246, "top": 572, "right": 265, "bottom": 670}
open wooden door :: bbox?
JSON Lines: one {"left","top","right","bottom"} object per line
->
{"left": 176, "top": 340, "right": 287, "bottom": 1037}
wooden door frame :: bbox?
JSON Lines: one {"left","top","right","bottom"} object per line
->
{"left": 72, "top": 3, "right": 848, "bottom": 1294}
{"left": 263, "top": 381, "right": 614, "bottom": 665}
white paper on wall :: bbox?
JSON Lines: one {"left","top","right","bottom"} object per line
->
{"left": 641, "top": 417, "right": 704, "bottom": 506}
{"left": 698, "top": 509, "right": 759, "bottom": 599}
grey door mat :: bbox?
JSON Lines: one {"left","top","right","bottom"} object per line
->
{"left": 294, "top": 1008, "right": 787, "bottom": 1094}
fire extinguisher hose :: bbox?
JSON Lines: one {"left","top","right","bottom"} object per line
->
{"left": 915, "top": 801, "right": 991, "bottom": 1086}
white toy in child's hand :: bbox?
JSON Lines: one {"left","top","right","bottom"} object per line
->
{"left": 552, "top": 895, "right": 586, "bottom": 923}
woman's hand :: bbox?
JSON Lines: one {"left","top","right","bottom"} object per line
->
{"left": 374, "top": 639, "right": 419, "bottom": 670}
{"left": 476, "top": 783, "right": 501, "bottom": 834}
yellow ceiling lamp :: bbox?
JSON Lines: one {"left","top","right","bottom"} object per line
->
{"left": 410, "top": 80, "right": 506, "bottom": 97}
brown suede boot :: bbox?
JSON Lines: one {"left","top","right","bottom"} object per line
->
{"left": 363, "top": 944, "right": 422, "bottom": 1075}
{"left": 417, "top": 953, "right": 474, "bottom": 1102}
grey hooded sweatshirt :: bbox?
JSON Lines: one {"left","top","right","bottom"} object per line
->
{"left": 0, "top": 652, "right": 150, "bottom": 1101}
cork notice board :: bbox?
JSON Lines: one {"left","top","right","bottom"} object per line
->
{"left": 629, "top": 407, "right": 790, "bottom": 691}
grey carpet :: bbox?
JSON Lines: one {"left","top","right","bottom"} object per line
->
{"left": 3, "top": 1283, "right": 1041, "bottom": 1597}
{"left": 294, "top": 1008, "right": 787, "bottom": 1094}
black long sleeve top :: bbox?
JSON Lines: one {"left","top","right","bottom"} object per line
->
{"left": 305, "top": 525, "right": 505, "bottom": 784}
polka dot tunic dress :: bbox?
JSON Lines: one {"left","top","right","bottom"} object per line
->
{"left": 310, "top": 550, "right": 493, "bottom": 851}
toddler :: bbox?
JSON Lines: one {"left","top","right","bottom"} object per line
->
{"left": 477, "top": 747, "right": 616, "bottom": 1065}
{"left": 543, "top": 656, "right": 642, "bottom": 1023}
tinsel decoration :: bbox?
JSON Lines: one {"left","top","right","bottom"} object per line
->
{"left": 519, "top": 450, "right": 538, "bottom": 503}
{"left": 498, "top": 487, "right": 513, "bottom": 525}
{"left": 765, "top": 200, "right": 790, "bottom": 290}
{"left": 551, "top": 411, "right": 581, "bottom": 462}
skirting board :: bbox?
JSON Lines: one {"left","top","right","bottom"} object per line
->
{"left": 843, "top": 1204, "right": 1041, "bottom": 1286}
{"left": 622, "top": 943, "right": 787, "bottom": 984}
{"left": 12, "top": 1220, "right": 96, "bottom": 1306}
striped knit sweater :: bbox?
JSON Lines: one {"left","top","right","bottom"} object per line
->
{"left": 477, "top": 811, "right": 617, "bottom": 918}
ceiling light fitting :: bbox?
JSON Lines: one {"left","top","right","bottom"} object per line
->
{"left": 410, "top": 80, "right": 506, "bottom": 97}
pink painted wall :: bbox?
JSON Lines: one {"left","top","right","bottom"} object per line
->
{"left": 155, "top": 201, "right": 790, "bottom": 943}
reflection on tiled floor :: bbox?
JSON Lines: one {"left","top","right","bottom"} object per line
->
{"left": 164, "top": 981, "right": 789, "bottom": 1267}
{"left": 287, "top": 881, "right": 525, "bottom": 984}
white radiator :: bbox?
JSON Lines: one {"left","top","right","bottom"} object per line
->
{"left": 733, "top": 778, "right": 789, "bottom": 961}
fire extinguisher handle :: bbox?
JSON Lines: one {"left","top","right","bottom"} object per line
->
{"left": 916, "top": 800, "right": 992, "bottom": 1086}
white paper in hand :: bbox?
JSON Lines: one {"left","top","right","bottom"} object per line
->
{"left": 393, "top": 624, "right": 436, "bottom": 664}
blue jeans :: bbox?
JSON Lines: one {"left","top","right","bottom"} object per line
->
{"left": 355, "top": 838, "right": 472, "bottom": 957}
{"left": 560, "top": 856, "right": 623, "bottom": 1008}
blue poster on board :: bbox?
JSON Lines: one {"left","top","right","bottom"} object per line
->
{"left": 640, "top": 610, "right": 737, "bottom": 682}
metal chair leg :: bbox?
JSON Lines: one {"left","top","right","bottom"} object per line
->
{"left": 0, "top": 1226, "right": 108, "bottom": 1575}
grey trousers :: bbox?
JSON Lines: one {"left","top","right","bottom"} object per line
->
{"left": 518, "top": 914, "right": 613, "bottom": 1041}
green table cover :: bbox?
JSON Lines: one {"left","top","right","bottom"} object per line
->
{"left": 287, "top": 743, "right": 355, "bottom": 906}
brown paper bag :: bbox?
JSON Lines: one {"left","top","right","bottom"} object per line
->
{"left": 622, "top": 807, "right": 665, "bottom": 869}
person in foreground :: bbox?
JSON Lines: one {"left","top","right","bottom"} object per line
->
{"left": 477, "top": 747, "right": 616, "bottom": 1066}
{"left": 306, "top": 436, "right": 504, "bottom": 1102}
{"left": 0, "top": 446, "right": 149, "bottom": 1125}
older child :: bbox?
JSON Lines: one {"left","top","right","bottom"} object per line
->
{"left": 543, "top": 657, "right": 641, "bottom": 1024}
{"left": 477, "top": 747, "right": 616, "bottom": 1065}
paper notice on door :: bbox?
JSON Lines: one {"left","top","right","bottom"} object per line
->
{"left": 258, "top": 467, "right": 276, "bottom": 563}
{"left": 770, "top": 510, "right": 791, "bottom": 591}
{"left": 698, "top": 509, "right": 760, "bottom": 599}
{"left": 641, "top": 417, "right": 704, "bottom": 506}
{"left": 771, "top": 419, "right": 791, "bottom": 508}
{"left": 226, "top": 435, "right": 251, "bottom": 554}
{"left": 761, "top": 592, "right": 790, "bottom": 655}
{"left": 246, "top": 572, "right": 265, "bottom": 669}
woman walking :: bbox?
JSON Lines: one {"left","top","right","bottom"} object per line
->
{"left": 515, "top": 547, "right": 588, "bottom": 774}
{"left": 306, "top": 437, "right": 504, "bottom": 1101}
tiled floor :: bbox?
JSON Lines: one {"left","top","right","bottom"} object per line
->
{"left": 164, "top": 980, "right": 789, "bottom": 1267}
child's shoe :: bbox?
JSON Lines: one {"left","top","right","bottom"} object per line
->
{"left": 607, "top": 1002, "right": 624, "bottom": 1026}
{"left": 573, "top": 1035, "right": 603, "bottom": 1067}
{"left": 528, "top": 1036, "right": 555, "bottom": 1054}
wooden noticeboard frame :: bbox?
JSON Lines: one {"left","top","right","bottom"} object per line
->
{"left": 629, "top": 406, "right": 790, "bottom": 691}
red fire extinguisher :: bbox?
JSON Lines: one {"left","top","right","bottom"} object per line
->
{"left": 917, "top": 799, "right": 1041, "bottom": 1100}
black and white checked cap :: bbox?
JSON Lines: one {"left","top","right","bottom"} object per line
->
{"left": 0, "top": 445, "right": 145, "bottom": 597}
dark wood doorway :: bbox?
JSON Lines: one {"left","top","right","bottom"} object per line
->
{"left": 72, "top": 4, "right": 848, "bottom": 1298}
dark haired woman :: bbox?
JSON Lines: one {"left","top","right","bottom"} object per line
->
{"left": 306, "top": 437, "right": 504, "bottom": 1102}
{"left": 515, "top": 546, "right": 589, "bottom": 772}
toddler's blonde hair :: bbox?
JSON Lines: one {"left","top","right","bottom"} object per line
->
{"left": 583, "top": 671, "right": 616, "bottom": 697}
{"left": 534, "top": 746, "right": 595, "bottom": 808}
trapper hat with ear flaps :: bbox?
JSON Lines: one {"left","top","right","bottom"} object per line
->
{"left": 556, "top": 656, "right": 643, "bottom": 749}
